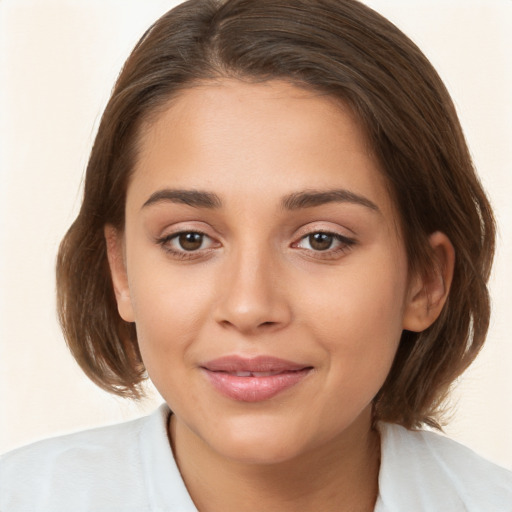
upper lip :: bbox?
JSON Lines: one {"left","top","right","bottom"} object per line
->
{"left": 201, "top": 355, "right": 311, "bottom": 373}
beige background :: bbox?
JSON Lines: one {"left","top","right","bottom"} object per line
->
{"left": 1, "top": 0, "right": 511, "bottom": 469}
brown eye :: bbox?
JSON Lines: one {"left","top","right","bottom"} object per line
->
{"left": 308, "top": 233, "right": 334, "bottom": 251}
{"left": 158, "top": 230, "right": 218, "bottom": 260}
{"left": 294, "top": 231, "right": 356, "bottom": 258}
{"left": 178, "top": 232, "right": 204, "bottom": 251}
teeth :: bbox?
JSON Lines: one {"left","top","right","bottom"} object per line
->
{"left": 234, "top": 371, "right": 252, "bottom": 377}
{"left": 232, "top": 371, "right": 281, "bottom": 377}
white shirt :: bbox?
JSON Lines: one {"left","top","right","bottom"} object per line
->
{"left": 1, "top": 404, "right": 511, "bottom": 511}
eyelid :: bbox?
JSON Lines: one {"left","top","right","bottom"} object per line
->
{"left": 154, "top": 219, "right": 219, "bottom": 245}
{"left": 294, "top": 232, "right": 353, "bottom": 248}
{"left": 167, "top": 230, "right": 215, "bottom": 247}
{"left": 154, "top": 222, "right": 356, "bottom": 261}
{"left": 290, "top": 225, "right": 357, "bottom": 260}
{"left": 292, "top": 230, "right": 355, "bottom": 247}
{"left": 156, "top": 227, "right": 221, "bottom": 260}
{"left": 292, "top": 221, "right": 356, "bottom": 241}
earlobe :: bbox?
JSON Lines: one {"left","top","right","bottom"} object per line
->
{"left": 402, "top": 231, "right": 455, "bottom": 332}
{"left": 104, "top": 225, "right": 135, "bottom": 323}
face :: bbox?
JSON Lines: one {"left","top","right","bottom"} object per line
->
{"left": 108, "top": 79, "right": 423, "bottom": 465}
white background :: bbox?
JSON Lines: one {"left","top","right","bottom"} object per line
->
{"left": 1, "top": 0, "right": 511, "bottom": 469}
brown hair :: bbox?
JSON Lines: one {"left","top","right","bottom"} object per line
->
{"left": 57, "top": 0, "right": 495, "bottom": 429}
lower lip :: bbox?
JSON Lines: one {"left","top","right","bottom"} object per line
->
{"left": 203, "top": 369, "right": 312, "bottom": 402}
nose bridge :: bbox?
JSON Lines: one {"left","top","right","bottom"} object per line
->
{"left": 214, "top": 237, "right": 291, "bottom": 334}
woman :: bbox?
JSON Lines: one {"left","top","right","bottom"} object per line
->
{"left": 1, "top": 0, "right": 511, "bottom": 510}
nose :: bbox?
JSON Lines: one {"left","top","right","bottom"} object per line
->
{"left": 213, "top": 246, "right": 292, "bottom": 335}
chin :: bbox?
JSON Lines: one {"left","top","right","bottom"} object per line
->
{"left": 217, "top": 436, "right": 305, "bottom": 466}
{"left": 203, "top": 413, "right": 317, "bottom": 466}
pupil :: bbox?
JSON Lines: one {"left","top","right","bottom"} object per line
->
{"left": 310, "top": 233, "right": 333, "bottom": 251}
{"left": 179, "top": 232, "right": 203, "bottom": 251}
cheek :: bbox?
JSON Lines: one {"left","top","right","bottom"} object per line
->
{"left": 126, "top": 258, "right": 214, "bottom": 371}
{"left": 298, "top": 249, "right": 407, "bottom": 372}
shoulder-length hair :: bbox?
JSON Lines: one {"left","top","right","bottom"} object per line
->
{"left": 57, "top": 0, "right": 495, "bottom": 429}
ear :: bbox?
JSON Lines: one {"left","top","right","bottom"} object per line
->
{"left": 104, "top": 225, "right": 135, "bottom": 323}
{"left": 402, "top": 231, "right": 455, "bottom": 332}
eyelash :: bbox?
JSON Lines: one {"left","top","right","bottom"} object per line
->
{"left": 292, "top": 231, "right": 356, "bottom": 259}
{"left": 156, "top": 230, "right": 356, "bottom": 261}
{"left": 157, "top": 230, "right": 216, "bottom": 260}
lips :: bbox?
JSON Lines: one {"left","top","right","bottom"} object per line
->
{"left": 201, "top": 356, "right": 313, "bottom": 402}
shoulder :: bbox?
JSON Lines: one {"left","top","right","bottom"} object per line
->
{"left": 0, "top": 405, "right": 169, "bottom": 512}
{"left": 376, "top": 422, "right": 512, "bottom": 512}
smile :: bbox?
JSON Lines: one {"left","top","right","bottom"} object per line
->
{"left": 201, "top": 356, "right": 313, "bottom": 402}
{"left": 227, "top": 371, "right": 288, "bottom": 377}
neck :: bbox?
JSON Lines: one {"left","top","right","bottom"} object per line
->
{"left": 169, "top": 408, "right": 380, "bottom": 512}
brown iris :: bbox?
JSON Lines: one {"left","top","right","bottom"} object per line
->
{"left": 178, "top": 232, "right": 204, "bottom": 251}
{"left": 308, "top": 233, "right": 334, "bottom": 251}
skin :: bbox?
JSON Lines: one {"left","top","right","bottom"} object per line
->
{"left": 106, "top": 79, "right": 454, "bottom": 512}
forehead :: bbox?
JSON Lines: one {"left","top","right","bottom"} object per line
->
{"left": 129, "top": 79, "right": 396, "bottom": 223}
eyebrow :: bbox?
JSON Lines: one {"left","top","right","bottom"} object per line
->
{"left": 142, "top": 189, "right": 222, "bottom": 209}
{"left": 281, "top": 189, "right": 380, "bottom": 212}
{"left": 141, "top": 187, "right": 380, "bottom": 213}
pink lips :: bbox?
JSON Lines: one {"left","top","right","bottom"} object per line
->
{"left": 201, "top": 356, "right": 312, "bottom": 402}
